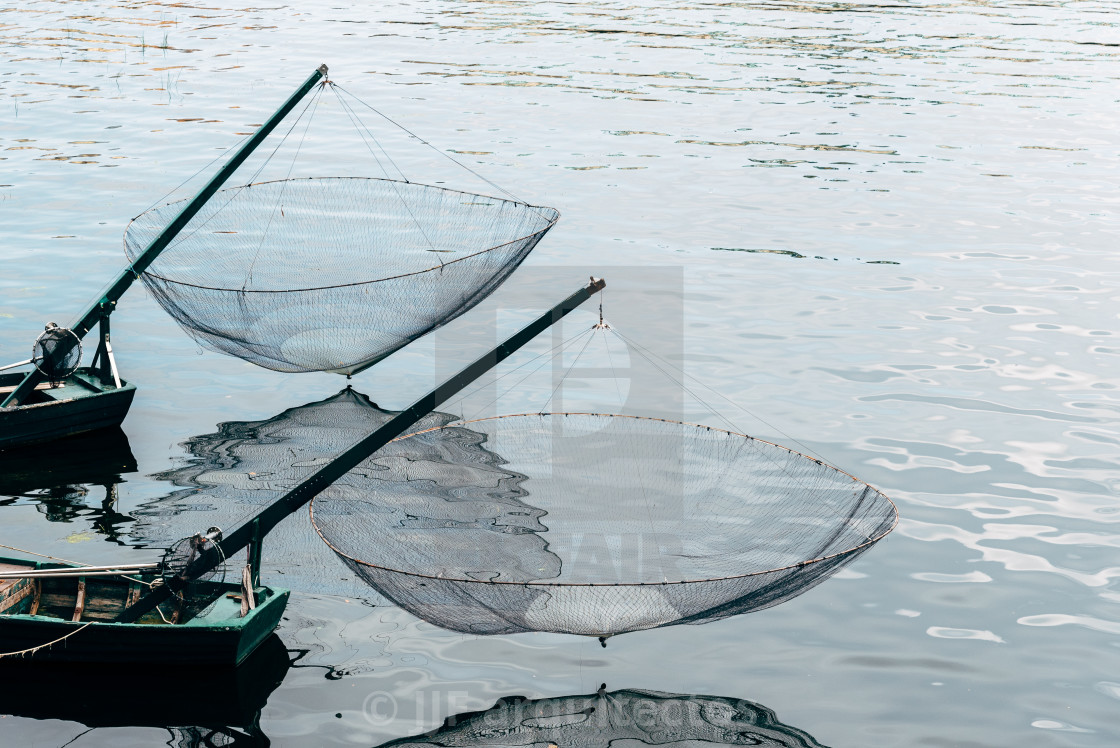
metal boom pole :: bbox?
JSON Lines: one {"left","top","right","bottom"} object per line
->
{"left": 3, "top": 64, "right": 328, "bottom": 408}
{"left": 116, "top": 277, "right": 607, "bottom": 622}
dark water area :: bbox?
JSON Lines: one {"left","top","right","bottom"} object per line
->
{"left": 2, "top": 1, "right": 1120, "bottom": 746}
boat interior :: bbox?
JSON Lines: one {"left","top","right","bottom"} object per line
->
{"left": 0, "top": 560, "right": 225, "bottom": 625}
{"left": 0, "top": 368, "right": 119, "bottom": 405}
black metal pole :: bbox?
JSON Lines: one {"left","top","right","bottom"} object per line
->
{"left": 2, "top": 64, "right": 328, "bottom": 408}
{"left": 116, "top": 277, "right": 606, "bottom": 623}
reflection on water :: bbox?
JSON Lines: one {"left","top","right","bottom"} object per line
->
{"left": 129, "top": 388, "right": 443, "bottom": 600}
{"left": 0, "top": 428, "right": 137, "bottom": 544}
{"left": 2, "top": 0, "right": 1120, "bottom": 746}
{"left": 0, "top": 633, "right": 289, "bottom": 746}
{"left": 378, "top": 688, "right": 826, "bottom": 748}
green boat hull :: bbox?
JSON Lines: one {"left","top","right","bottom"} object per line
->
{"left": 0, "top": 633, "right": 290, "bottom": 727}
{"left": 0, "top": 556, "right": 289, "bottom": 665}
{"left": 0, "top": 367, "right": 136, "bottom": 450}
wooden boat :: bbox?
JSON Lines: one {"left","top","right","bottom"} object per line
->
{"left": 0, "top": 368, "right": 135, "bottom": 450}
{"left": 0, "top": 554, "right": 288, "bottom": 665}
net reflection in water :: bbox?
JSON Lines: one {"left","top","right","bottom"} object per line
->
{"left": 129, "top": 388, "right": 449, "bottom": 600}
{"left": 377, "top": 689, "right": 827, "bottom": 748}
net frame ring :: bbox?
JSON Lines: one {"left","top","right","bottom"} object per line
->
{"left": 122, "top": 177, "right": 561, "bottom": 375}
{"left": 312, "top": 411, "right": 900, "bottom": 588}
{"left": 32, "top": 322, "right": 82, "bottom": 386}
{"left": 308, "top": 412, "right": 899, "bottom": 637}
{"left": 159, "top": 532, "right": 228, "bottom": 590}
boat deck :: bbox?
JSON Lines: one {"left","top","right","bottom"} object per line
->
{"left": 0, "top": 369, "right": 123, "bottom": 403}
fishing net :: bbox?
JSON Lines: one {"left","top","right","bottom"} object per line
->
{"left": 311, "top": 413, "right": 897, "bottom": 638}
{"left": 124, "top": 178, "right": 558, "bottom": 374}
{"left": 377, "top": 688, "right": 826, "bottom": 748}
{"left": 33, "top": 324, "right": 81, "bottom": 385}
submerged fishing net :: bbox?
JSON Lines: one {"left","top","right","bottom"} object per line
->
{"left": 125, "top": 178, "right": 558, "bottom": 374}
{"left": 378, "top": 688, "right": 826, "bottom": 748}
{"left": 311, "top": 413, "right": 897, "bottom": 638}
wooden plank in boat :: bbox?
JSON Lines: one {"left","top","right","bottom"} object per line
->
{"left": 0, "top": 578, "right": 35, "bottom": 614}
{"left": 0, "top": 562, "right": 36, "bottom": 598}
{"left": 72, "top": 578, "right": 87, "bottom": 621}
{"left": 0, "top": 382, "right": 61, "bottom": 395}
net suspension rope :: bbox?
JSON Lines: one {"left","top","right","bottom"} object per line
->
{"left": 442, "top": 295, "right": 881, "bottom": 542}
{"left": 601, "top": 323, "right": 878, "bottom": 539}
{"left": 242, "top": 81, "right": 328, "bottom": 289}
{"left": 138, "top": 75, "right": 549, "bottom": 285}
{"left": 131, "top": 79, "right": 329, "bottom": 264}
{"left": 327, "top": 81, "right": 556, "bottom": 224}
{"left": 450, "top": 323, "right": 599, "bottom": 423}
{"left": 326, "top": 81, "right": 440, "bottom": 256}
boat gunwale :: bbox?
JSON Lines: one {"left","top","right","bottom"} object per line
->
{"left": 0, "top": 555, "right": 288, "bottom": 630}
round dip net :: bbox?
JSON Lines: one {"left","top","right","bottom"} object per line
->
{"left": 377, "top": 688, "right": 826, "bottom": 748}
{"left": 124, "top": 178, "right": 558, "bottom": 374}
{"left": 311, "top": 412, "right": 897, "bottom": 638}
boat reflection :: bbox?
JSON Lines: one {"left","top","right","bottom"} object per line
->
{"left": 377, "top": 687, "right": 827, "bottom": 748}
{"left": 0, "top": 427, "right": 137, "bottom": 543}
{"left": 0, "top": 632, "right": 290, "bottom": 746}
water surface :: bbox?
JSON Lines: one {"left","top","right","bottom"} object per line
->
{"left": 2, "top": 1, "right": 1119, "bottom": 746}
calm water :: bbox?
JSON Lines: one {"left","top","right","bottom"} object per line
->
{"left": 2, "top": 1, "right": 1120, "bottom": 745}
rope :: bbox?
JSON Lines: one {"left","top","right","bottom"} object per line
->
{"left": 609, "top": 327, "right": 830, "bottom": 465}
{"left": 144, "top": 81, "right": 328, "bottom": 261}
{"left": 135, "top": 133, "right": 254, "bottom": 218}
{"left": 540, "top": 326, "right": 597, "bottom": 413}
{"left": 0, "top": 542, "right": 88, "bottom": 567}
{"left": 328, "top": 82, "right": 439, "bottom": 254}
{"left": 329, "top": 82, "right": 410, "bottom": 183}
{"left": 0, "top": 622, "right": 95, "bottom": 659}
{"left": 596, "top": 325, "right": 658, "bottom": 551}
{"left": 243, "top": 82, "right": 326, "bottom": 289}
{"left": 607, "top": 328, "right": 878, "bottom": 541}
{"left": 328, "top": 82, "right": 555, "bottom": 222}
{"left": 457, "top": 325, "right": 596, "bottom": 422}
{"left": 0, "top": 542, "right": 159, "bottom": 657}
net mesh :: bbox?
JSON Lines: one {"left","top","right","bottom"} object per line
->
{"left": 378, "top": 688, "right": 826, "bottom": 748}
{"left": 159, "top": 532, "right": 228, "bottom": 620}
{"left": 33, "top": 325, "right": 81, "bottom": 384}
{"left": 124, "top": 177, "right": 558, "bottom": 374}
{"left": 311, "top": 413, "right": 897, "bottom": 637}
